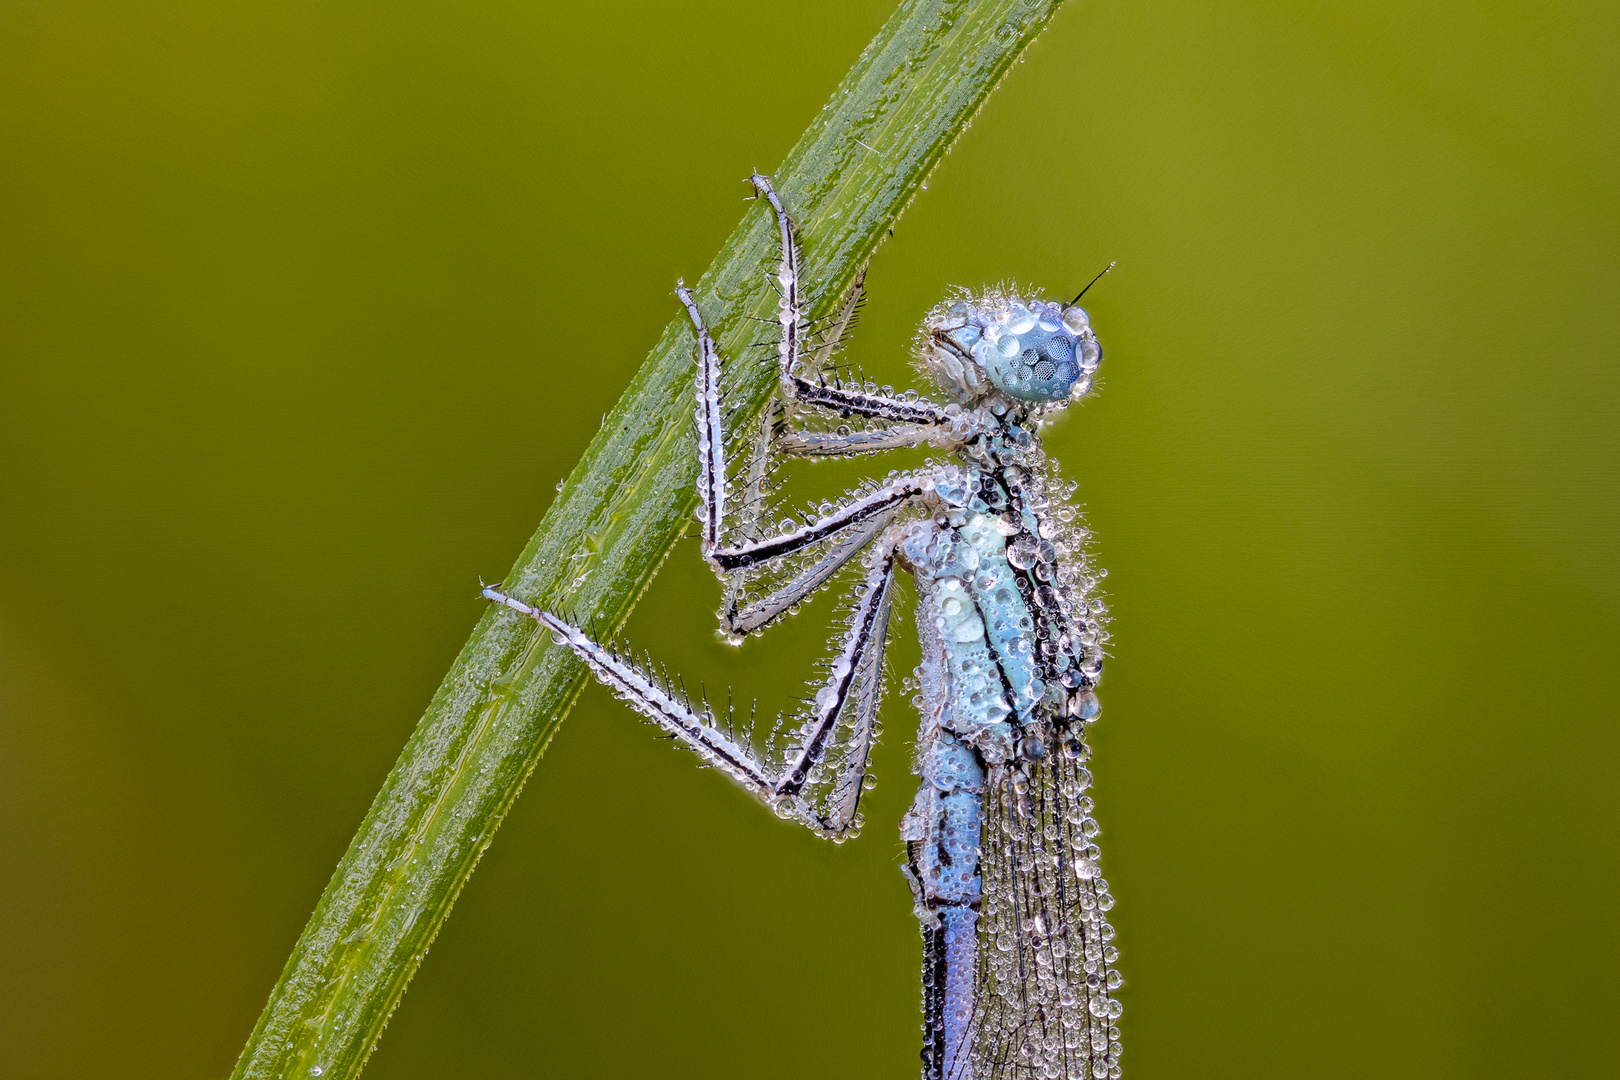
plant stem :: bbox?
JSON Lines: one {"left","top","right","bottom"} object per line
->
{"left": 231, "top": 1, "right": 1067, "bottom": 1075}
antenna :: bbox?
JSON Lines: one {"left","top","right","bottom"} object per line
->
{"left": 1068, "top": 260, "right": 1116, "bottom": 307}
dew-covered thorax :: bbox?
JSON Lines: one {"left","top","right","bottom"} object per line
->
{"left": 906, "top": 435, "right": 1109, "bottom": 771}
{"left": 920, "top": 290, "right": 1102, "bottom": 408}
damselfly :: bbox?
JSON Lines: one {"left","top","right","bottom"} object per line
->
{"left": 484, "top": 175, "right": 1120, "bottom": 1080}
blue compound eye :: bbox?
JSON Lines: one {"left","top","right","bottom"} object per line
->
{"left": 986, "top": 327, "right": 1083, "bottom": 403}
{"left": 924, "top": 296, "right": 1099, "bottom": 406}
{"left": 1024, "top": 349, "right": 1058, "bottom": 380}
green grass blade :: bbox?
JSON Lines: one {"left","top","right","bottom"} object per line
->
{"left": 232, "top": 1, "right": 1067, "bottom": 1075}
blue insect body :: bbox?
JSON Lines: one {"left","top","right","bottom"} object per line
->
{"left": 484, "top": 176, "right": 1119, "bottom": 1080}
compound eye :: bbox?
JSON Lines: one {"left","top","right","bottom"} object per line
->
{"left": 1018, "top": 347, "right": 1057, "bottom": 381}
{"left": 1044, "top": 334, "right": 1073, "bottom": 360}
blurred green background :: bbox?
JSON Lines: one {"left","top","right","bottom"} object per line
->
{"left": 2, "top": 0, "right": 1616, "bottom": 1077}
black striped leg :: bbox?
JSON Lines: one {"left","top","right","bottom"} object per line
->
{"left": 677, "top": 278, "right": 913, "bottom": 573}
{"left": 714, "top": 397, "right": 779, "bottom": 629}
{"left": 718, "top": 451, "right": 944, "bottom": 635}
{"left": 675, "top": 279, "right": 934, "bottom": 636}
{"left": 749, "top": 175, "right": 955, "bottom": 428}
{"left": 482, "top": 542, "right": 897, "bottom": 836}
{"left": 723, "top": 504, "right": 902, "bottom": 635}
{"left": 676, "top": 281, "right": 728, "bottom": 557}
{"left": 785, "top": 375, "right": 953, "bottom": 426}
{"left": 709, "top": 471, "right": 931, "bottom": 572}
{"left": 731, "top": 399, "right": 779, "bottom": 546}
{"left": 766, "top": 273, "right": 952, "bottom": 457}
{"left": 480, "top": 586, "right": 791, "bottom": 809}
{"left": 776, "top": 423, "right": 944, "bottom": 458}
{"left": 805, "top": 265, "right": 865, "bottom": 375}
{"left": 717, "top": 410, "right": 935, "bottom": 634}
{"left": 774, "top": 543, "right": 899, "bottom": 832}
{"left": 747, "top": 172, "right": 803, "bottom": 394}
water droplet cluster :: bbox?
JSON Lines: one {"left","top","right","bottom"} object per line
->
{"left": 894, "top": 421, "right": 1114, "bottom": 1077}
{"left": 976, "top": 748, "right": 1123, "bottom": 1080}
{"left": 696, "top": 394, "right": 1121, "bottom": 1070}
{"left": 920, "top": 290, "right": 1102, "bottom": 407}
{"left": 634, "top": 262, "right": 1119, "bottom": 1074}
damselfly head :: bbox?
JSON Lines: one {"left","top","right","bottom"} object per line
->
{"left": 921, "top": 292, "right": 1102, "bottom": 408}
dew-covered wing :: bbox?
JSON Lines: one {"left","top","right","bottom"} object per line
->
{"left": 966, "top": 748, "right": 1122, "bottom": 1080}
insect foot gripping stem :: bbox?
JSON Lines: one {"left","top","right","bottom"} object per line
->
{"left": 480, "top": 586, "right": 775, "bottom": 792}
